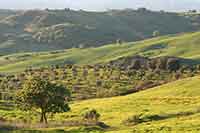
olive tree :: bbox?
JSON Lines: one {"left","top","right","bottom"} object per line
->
{"left": 15, "top": 77, "right": 71, "bottom": 124}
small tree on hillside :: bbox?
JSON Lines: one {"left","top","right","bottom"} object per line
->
{"left": 152, "top": 30, "right": 160, "bottom": 37}
{"left": 116, "top": 39, "right": 122, "bottom": 45}
{"left": 15, "top": 77, "right": 71, "bottom": 124}
{"left": 82, "top": 109, "right": 101, "bottom": 124}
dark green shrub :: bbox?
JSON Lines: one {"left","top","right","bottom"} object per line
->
{"left": 82, "top": 109, "right": 101, "bottom": 124}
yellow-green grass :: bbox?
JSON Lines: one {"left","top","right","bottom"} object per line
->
{"left": 2, "top": 76, "right": 200, "bottom": 132}
{"left": 1, "top": 31, "right": 200, "bottom": 73}
{"left": 63, "top": 76, "right": 200, "bottom": 132}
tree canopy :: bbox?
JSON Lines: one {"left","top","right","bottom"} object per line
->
{"left": 15, "top": 77, "right": 71, "bottom": 123}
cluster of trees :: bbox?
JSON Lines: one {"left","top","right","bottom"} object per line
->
{"left": 109, "top": 56, "right": 183, "bottom": 72}
{"left": 188, "top": 10, "right": 198, "bottom": 13}
{"left": 1, "top": 58, "right": 200, "bottom": 102}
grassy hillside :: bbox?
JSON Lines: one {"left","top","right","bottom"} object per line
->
{"left": 1, "top": 75, "right": 200, "bottom": 132}
{"left": 0, "top": 9, "right": 200, "bottom": 55}
{"left": 68, "top": 76, "right": 200, "bottom": 132}
{"left": 68, "top": 75, "right": 200, "bottom": 133}
{"left": 1, "top": 31, "right": 200, "bottom": 73}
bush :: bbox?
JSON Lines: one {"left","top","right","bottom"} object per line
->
{"left": 153, "top": 30, "right": 160, "bottom": 37}
{"left": 167, "top": 58, "right": 180, "bottom": 71}
{"left": 82, "top": 109, "right": 101, "bottom": 124}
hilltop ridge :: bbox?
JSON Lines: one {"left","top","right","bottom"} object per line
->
{"left": 0, "top": 9, "right": 200, "bottom": 55}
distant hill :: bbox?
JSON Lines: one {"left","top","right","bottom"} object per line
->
{"left": 1, "top": 31, "right": 200, "bottom": 73}
{"left": 1, "top": 9, "right": 200, "bottom": 55}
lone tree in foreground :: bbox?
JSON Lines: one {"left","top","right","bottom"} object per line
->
{"left": 15, "top": 77, "right": 71, "bottom": 124}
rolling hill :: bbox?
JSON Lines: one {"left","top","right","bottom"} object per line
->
{"left": 1, "top": 9, "right": 200, "bottom": 55}
{"left": 1, "top": 31, "right": 200, "bottom": 73}
{"left": 1, "top": 74, "right": 200, "bottom": 132}
{"left": 67, "top": 75, "right": 200, "bottom": 132}
{"left": 1, "top": 8, "right": 200, "bottom": 133}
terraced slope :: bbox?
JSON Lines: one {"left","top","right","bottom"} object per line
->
{"left": 1, "top": 31, "right": 200, "bottom": 73}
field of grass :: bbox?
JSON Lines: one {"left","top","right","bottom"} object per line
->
{"left": 1, "top": 75, "right": 200, "bottom": 132}
{"left": 1, "top": 31, "right": 200, "bottom": 73}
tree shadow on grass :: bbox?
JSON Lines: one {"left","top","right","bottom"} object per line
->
{"left": 0, "top": 125, "right": 18, "bottom": 132}
{"left": 141, "top": 108, "right": 200, "bottom": 123}
{"left": 0, "top": 120, "right": 107, "bottom": 133}
{"left": 9, "top": 126, "right": 105, "bottom": 133}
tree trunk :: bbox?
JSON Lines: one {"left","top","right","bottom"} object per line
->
{"left": 40, "top": 112, "right": 44, "bottom": 123}
{"left": 44, "top": 112, "right": 48, "bottom": 124}
{"left": 40, "top": 110, "right": 48, "bottom": 124}
{"left": 40, "top": 107, "right": 48, "bottom": 124}
{"left": 40, "top": 112, "right": 48, "bottom": 124}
